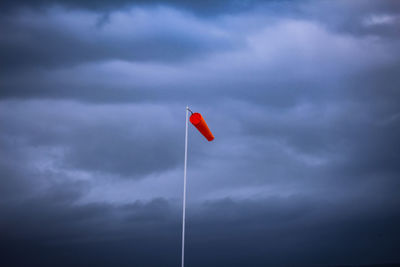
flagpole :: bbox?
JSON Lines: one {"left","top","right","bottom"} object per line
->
{"left": 181, "top": 106, "right": 189, "bottom": 267}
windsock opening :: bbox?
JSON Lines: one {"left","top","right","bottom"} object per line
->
{"left": 190, "top": 113, "right": 214, "bottom": 141}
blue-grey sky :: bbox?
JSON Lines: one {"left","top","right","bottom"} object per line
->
{"left": 1, "top": 1, "right": 400, "bottom": 266}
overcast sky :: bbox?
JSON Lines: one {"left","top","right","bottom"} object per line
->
{"left": 1, "top": 0, "right": 400, "bottom": 266}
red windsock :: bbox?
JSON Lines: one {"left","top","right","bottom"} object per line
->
{"left": 190, "top": 113, "right": 214, "bottom": 141}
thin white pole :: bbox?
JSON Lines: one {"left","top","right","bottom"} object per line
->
{"left": 181, "top": 106, "right": 189, "bottom": 267}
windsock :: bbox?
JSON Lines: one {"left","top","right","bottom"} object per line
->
{"left": 189, "top": 112, "right": 214, "bottom": 141}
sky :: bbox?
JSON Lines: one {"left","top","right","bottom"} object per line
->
{"left": 1, "top": 0, "right": 400, "bottom": 266}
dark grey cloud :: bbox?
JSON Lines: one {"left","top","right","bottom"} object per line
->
{"left": 0, "top": 101, "right": 184, "bottom": 178}
{"left": 299, "top": 0, "right": 400, "bottom": 38}
{"left": 0, "top": 0, "right": 283, "bottom": 15}
{"left": 1, "top": 192, "right": 399, "bottom": 266}
{"left": 0, "top": 7, "right": 239, "bottom": 72}
{"left": 1, "top": 0, "right": 400, "bottom": 266}
{"left": 1, "top": 1, "right": 398, "bottom": 104}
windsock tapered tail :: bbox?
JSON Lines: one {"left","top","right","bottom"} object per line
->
{"left": 189, "top": 113, "right": 214, "bottom": 141}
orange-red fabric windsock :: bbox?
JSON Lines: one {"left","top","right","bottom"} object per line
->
{"left": 190, "top": 113, "right": 214, "bottom": 141}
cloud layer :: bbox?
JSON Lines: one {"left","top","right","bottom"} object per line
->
{"left": 1, "top": 0, "right": 400, "bottom": 266}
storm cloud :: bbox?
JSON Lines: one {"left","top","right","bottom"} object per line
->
{"left": 1, "top": 0, "right": 400, "bottom": 266}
